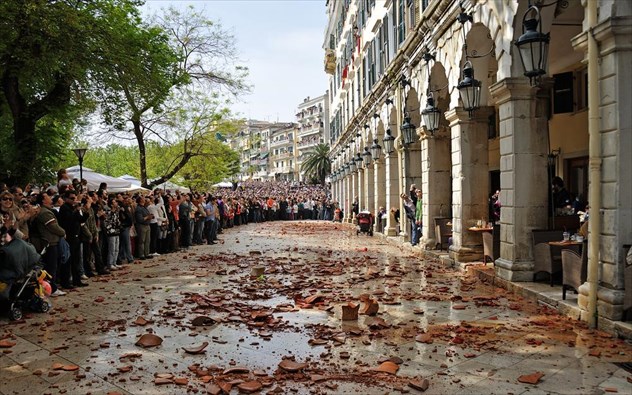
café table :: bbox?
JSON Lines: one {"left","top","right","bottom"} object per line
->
{"left": 467, "top": 226, "right": 493, "bottom": 233}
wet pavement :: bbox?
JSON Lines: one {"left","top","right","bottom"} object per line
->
{"left": 1, "top": 221, "right": 631, "bottom": 395}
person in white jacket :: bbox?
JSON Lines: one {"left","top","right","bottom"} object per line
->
{"left": 147, "top": 197, "right": 165, "bottom": 256}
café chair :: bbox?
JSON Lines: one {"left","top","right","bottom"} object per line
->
{"left": 561, "top": 242, "right": 588, "bottom": 300}
{"left": 532, "top": 230, "right": 564, "bottom": 286}
{"left": 482, "top": 225, "right": 500, "bottom": 264}
{"left": 434, "top": 217, "right": 452, "bottom": 251}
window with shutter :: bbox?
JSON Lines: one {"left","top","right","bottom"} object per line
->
{"left": 398, "top": 0, "right": 406, "bottom": 45}
{"left": 553, "top": 72, "right": 574, "bottom": 114}
{"left": 384, "top": 15, "right": 390, "bottom": 65}
{"left": 408, "top": 0, "right": 417, "bottom": 30}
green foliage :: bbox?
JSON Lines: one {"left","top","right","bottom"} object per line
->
{"left": 0, "top": 0, "right": 147, "bottom": 184}
{"left": 0, "top": 1, "right": 247, "bottom": 187}
{"left": 300, "top": 144, "right": 331, "bottom": 185}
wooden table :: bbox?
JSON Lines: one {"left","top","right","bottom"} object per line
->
{"left": 468, "top": 227, "right": 493, "bottom": 232}
{"left": 548, "top": 241, "right": 583, "bottom": 247}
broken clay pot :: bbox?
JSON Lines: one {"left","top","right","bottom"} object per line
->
{"left": 341, "top": 302, "right": 360, "bottom": 321}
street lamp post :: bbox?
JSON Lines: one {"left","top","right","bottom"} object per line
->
{"left": 72, "top": 148, "right": 88, "bottom": 192}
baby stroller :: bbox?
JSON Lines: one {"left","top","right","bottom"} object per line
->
{"left": 356, "top": 212, "right": 374, "bottom": 236}
{"left": 0, "top": 238, "right": 52, "bottom": 321}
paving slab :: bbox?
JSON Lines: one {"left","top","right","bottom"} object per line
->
{"left": 1, "top": 220, "right": 631, "bottom": 394}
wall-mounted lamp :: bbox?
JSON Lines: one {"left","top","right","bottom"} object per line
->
{"left": 457, "top": 61, "right": 481, "bottom": 118}
{"left": 354, "top": 153, "right": 364, "bottom": 169}
{"left": 383, "top": 129, "right": 395, "bottom": 154}
{"left": 421, "top": 93, "right": 441, "bottom": 135}
{"left": 362, "top": 146, "right": 372, "bottom": 166}
{"left": 370, "top": 139, "right": 382, "bottom": 161}
{"left": 515, "top": 5, "right": 550, "bottom": 86}
{"left": 401, "top": 113, "right": 417, "bottom": 145}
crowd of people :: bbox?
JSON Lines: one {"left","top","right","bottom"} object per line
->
{"left": 0, "top": 174, "right": 332, "bottom": 301}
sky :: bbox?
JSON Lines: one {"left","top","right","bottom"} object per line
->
{"left": 143, "top": 0, "right": 329, "bottom": 123}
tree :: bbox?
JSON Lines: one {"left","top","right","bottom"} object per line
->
{"left": 0, "top": 0, "right": 145, "bottom": 184}
{"left": 300, "top": 144, "right": 331, "bottom": 186}
{"left": 95, "top": 6, "right": 248, "bottom": 189}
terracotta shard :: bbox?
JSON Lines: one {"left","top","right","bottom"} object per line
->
{"left": 218, "top": 381, "right": 232, "bottom": 393}
{"left": 133, "top": 316, "right": 152, "bottom": 326}
{"left": 191, "top": 316, "right": 216, "bottom": 327}
{"left": 206, "top": 383, "right": 222, "bottom": 395}
{"left": 223, "top": 366, "right": 250, "bottom": 375}
{"left": 415, "top": 333, "right": 433, "bottom": 344}
{"left": 408, "top": 378, "right": 430, "bottom": 392}
{"left": 154, "top": 377, "right": 173, "bottom": 385}
{"left": 251, "top": 267, "right": 265, "bottom": 277}
{"left": 360, "top": 300, "right": 379, "bottom": 316}
{"left": 174, "top": 377, "right": 188, "bottom": 385}
{"left": 517, "top": 372, "right": 545, "bottom": 385}
{"left": 311, "top": 374, "right": 327, "bottom": 382}
{"left": 308, "top": 338, "right": 328, "bottom": 346}
{"left": 51, "top": 363, "right": 64, "bottom": 370}
{"left": 0, "top": 340, "right": 16, "bottom": 348}
{"left": 237, "top": 380, "right": 262, "bottom": 393}
{"left": 452, "top": 304, "right": 467, "bottom": 310}
{"left": 341, "top": 302, "right": 360, "bottom": 321}
{"left": 278, "top": 359, "right": 308, "bottom": 372}
{"left": 304, "top": 294, "right": 323, "bottom": 304}
{"left": 372, "top": 361, "right": 399, "bottom": 375}
{"left": 61, "top": 364, "right": 80, "bottom": 371}
{"left": 388, "top": 356, "right": 404, "bottom": 365}
{"left": 183, "top": 341, "right": 209, "bottom": 354}
{"left": 135, "top": 334, "right": 163, "bottom": 348}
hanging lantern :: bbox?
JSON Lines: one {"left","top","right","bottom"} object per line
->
{"left": 515, "top": 5, "right": 550, "bottom": 85}
{"left": 383, "top": 129, "right": 395, "bottom": 154}
{"left": 401, "top": 112, "right": 417, "bottom": 145}
{"left": 370, "top": 139, "right": 382, "bottom": 161}
{"left": 349, "top": 159, "right": 357, "bottom": 172}
{"left": 421, "top": 94, "right": 441, "bottom": 134}
{"left": 457, "top": 61, "right": 481, "bottom": 118}
{"left": 362, "top": 146, "right": 372, "bottom": 166}
{"left": 343, "top": 163, "right": 350, "bottom": 176}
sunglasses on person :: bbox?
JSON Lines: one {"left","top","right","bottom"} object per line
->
{"left": 1, "top": 197, "right": 13, "bottom": 201}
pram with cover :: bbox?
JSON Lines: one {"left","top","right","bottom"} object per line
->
{"left": 356, "top": 211, "right": 374, "bottom": 236}
{"left": 0, "top": 238, "right": 51, "bottom": 320}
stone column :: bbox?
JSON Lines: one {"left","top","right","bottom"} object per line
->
{"left": 349, "top": 171, "right": 357, "bottom": 223}
{"left": 490, "top": 78, "right": 548, "bottom": 281}
{"left": 374, "top": 159, "right": 386, "bottom": 232}
{"left": 364, "top": 163, "right": 375, "bottom": 215}
{"left": 406, "top": 140, "right": 423, "bottom": 240}
{"left": 344, "top": 175, "right": 352, "bottom": 223}
{"left": 357, "top": 167, "right": 365, "bottom": 211}
{"left": 573, "top": 16, "right": 632, "bottom": 326}
{"left": 420, "top": 132, "right": 452, "bottom": 249}
{"left": 397, "top": 144, "right": 409, "bottom": 240}
{"left": 444, "top": 107, "right": 494, "bottom": 262}
{"left": 384, "top": 150, "right": 400, "bottom": 236}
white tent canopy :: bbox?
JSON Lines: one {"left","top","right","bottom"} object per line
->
{"left": 117, "top": 175, "right": 190, "bottom": 193}
{"left": 212, "top": 181, "right": 233, "bottom": 188}
{"left": 66, "top": 166, "right": 135, "bottom": 193}
{"left": 151, "top": 180, "right": 190, "bottom": 194}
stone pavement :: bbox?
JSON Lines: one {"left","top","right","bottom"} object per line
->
{"left": 0, "top": 221, "right": 631, "bottom": 395}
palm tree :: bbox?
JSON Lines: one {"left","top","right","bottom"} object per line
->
{"left": 300, "top": 143, "right": 331, "bottom": 185}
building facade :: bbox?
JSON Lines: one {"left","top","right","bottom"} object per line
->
{"left": 295, "top": 94, "right": 331, "bottom": 181}
{"left": 269, "top": 123, "right": 297, "bottom": 181}
{"left": 325, "top": 0, "right": 631, "bottom": 332}
{"left": 228, "top": 120, "right": 297, "bottom": 181}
